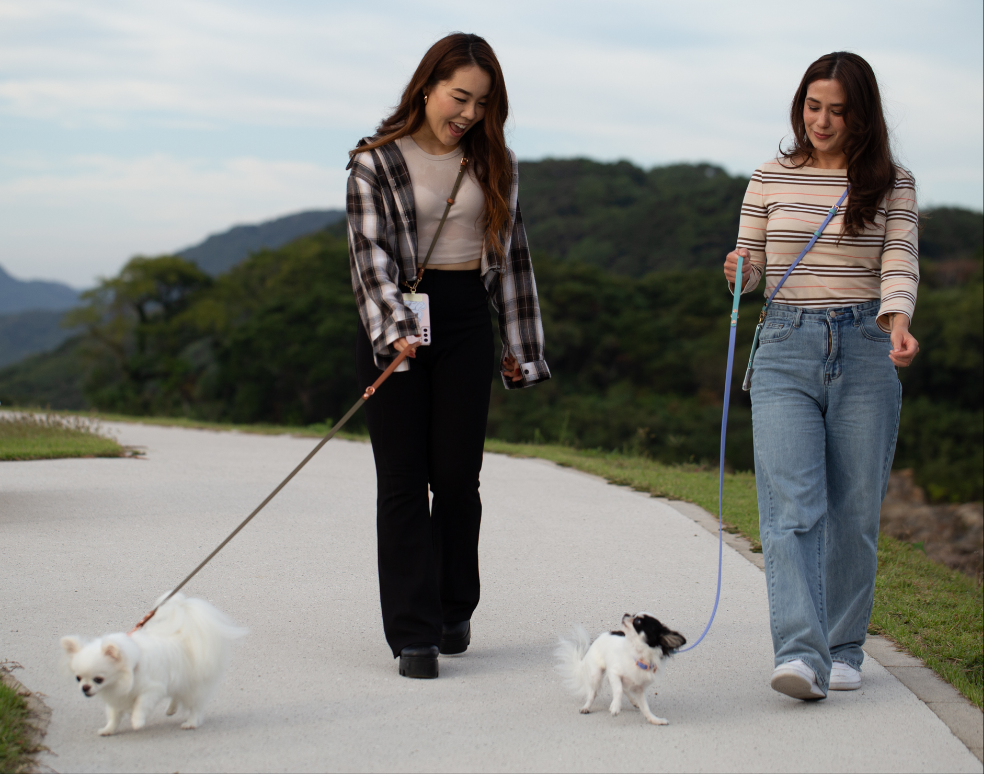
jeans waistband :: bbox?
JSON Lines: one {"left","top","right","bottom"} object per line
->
{"left": 766, "top": 299, "right": 880, "bottom": 322}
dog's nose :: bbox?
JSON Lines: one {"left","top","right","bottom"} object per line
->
{"left": 82, "top": 685, "right": 92, "bottom": 694}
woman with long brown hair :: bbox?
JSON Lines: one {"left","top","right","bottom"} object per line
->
{"left": 346, "top": 33, "right": 549, "bottom": 679}
{"left": 723, "top": 52, "right": 920, "bottom": 700}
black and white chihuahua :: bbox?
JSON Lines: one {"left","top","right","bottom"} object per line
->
{"left": 556, "top": 613, "right": 685, "bottom": 726}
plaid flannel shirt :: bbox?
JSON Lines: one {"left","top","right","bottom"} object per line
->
{"left": 346, "top": 135, "right": 550, "bottom": 389}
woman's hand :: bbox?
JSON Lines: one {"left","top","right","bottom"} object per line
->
{"left": 724, "top": 248, "right": 752, "bottom": 286}
{"left": 392, "top": 337, "right": 418, "bottom": 357}
{"left": 889, "top": 315, "right": 920, "bottom": 367}
{"left": 502, "top": 354, "right": 523, "bottom": 383}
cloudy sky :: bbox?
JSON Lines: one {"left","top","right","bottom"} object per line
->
{"left": 1, "top": 0, "right": 981, "bottom": 287}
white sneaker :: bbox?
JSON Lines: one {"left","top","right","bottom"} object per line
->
{"left": 770, "top": 659, "right": 826, "bottom": 700}
{"left": 829, "top": 661, "right": 861, "bottom": 691}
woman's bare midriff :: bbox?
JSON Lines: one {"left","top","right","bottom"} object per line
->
{"left": 430, "top": 259, "right": 481, "bottom": 271}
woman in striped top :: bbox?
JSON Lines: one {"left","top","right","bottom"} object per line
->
{"left": 723, "top": 52, "right": 920, "bottom": 701}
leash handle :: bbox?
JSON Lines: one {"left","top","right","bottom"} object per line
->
{"left": 676, "top": 253, "right": 742, "bottom": 653}
{"left": 129, "top": 344, "right": 416, "bottom": 633}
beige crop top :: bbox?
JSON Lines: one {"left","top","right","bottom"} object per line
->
{"left": 395, "top": 136, "right": 485, "bottom": 265}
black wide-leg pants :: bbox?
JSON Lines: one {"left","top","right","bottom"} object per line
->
{"left": 355, "top": 270, "right": 495, "bottom": 657}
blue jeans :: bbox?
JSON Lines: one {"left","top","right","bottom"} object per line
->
{"left": 750, "top": 301, "right": 901, "bottom": 691}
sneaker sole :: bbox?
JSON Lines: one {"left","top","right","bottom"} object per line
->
{"left": 771, "top": 671, "right": 826, "bottom": 700}
{"left": 829, "top": 678, "right": 861, "bottom": 691}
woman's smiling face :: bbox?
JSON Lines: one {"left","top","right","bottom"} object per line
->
{"left": 803, "top": 78, "right": 849, "bottom": 165}
{"left": 416, "top": 65, "right": 491, "bottom": 154}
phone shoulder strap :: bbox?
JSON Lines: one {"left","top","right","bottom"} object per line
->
{"left": 405, "top": 157, "right": 469, "bottom": 293}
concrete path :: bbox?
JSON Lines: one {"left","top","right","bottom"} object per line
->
{"left": 1, "top": 423, "right": 979, "bottom": 773}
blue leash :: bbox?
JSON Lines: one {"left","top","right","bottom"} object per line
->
{"left": 677, "top": 184, "right": 851, "bottom": 653}
{"left": 676, "top": 254, "right": 742, "bottom": 654}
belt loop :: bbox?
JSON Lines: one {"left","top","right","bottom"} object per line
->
{"left": 852, "top": 305, "right": 862, "bottom": 326}
{"left": 793, "top": 308, "right": 803, "bottom": 328}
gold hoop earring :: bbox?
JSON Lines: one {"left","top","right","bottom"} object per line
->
{"left": 423, "top": 95, "right": 428, "bottom": 104}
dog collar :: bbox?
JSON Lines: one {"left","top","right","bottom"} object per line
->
{"left": 636, "top": 659, "right": 654, "bottom": 671}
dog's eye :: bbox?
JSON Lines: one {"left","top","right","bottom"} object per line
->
{"left": 76, "top": 676, "right": 81, "bottom": 682}
{"left": 93, "top": 677, "right": 104, "bottom": 684}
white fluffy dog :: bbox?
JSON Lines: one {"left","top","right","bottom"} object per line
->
{"left": 556, "top": 612, "right": 685, "bottom": 726}
{"left": 61, "top": 593, "right": 246, "bottom": 735}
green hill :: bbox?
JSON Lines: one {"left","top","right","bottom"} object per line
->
{"left": 1, "top": 160, "right": 980, "bottom": 500}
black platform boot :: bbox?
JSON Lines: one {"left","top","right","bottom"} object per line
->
{"left": 440, "top": 620, "right": 471, "bottom": 655}
{"left": 399, "top": 644, "right": 439, "bottom": 678}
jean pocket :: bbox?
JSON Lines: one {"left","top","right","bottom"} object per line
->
{"left": 759, "top": 318, "right": 794, "bottom": 344}
{"left": 859, "top": 316, "right": 892, "bottom": 343}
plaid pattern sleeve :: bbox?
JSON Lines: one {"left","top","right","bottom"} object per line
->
{"left": 346, "top": 144, "right": 420, "bottom": 372}
{"left": 487, "top": 150, "right": 551, "bottom": 390}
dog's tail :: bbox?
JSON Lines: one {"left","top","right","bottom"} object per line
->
{"left": 554, "top": 625, "right": 592, "bottom": 699}
{"left": 147, "top": 592, "right": 247, "bottom": 683}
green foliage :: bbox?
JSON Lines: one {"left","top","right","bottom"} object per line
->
{"left": 0, "top": 309, "right": 76, "bottom": 368}
{"left": 919, "top": 207, "right": 984, "bottom": 261}
{"left": 64, "top": 256, "right": 213, "bottom": 414}
{"left": 487, "top": 256, "right": 762, "bottom": 470}
{"left": 49, "top": 233, "right": 362, "bottom": 430}
{"left": 519, "top": 159, "right": 748, "bottom": 275}
{"left": 895, "top": 262, "right": 984, "bottom": 500}
{"left": 0, "top": 336, "right": 88, "bottom": 409}
{"left": 191, "top": 232, "right": 361, "bottom": 427}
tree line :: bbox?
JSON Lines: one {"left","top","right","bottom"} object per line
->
{"left": 0, "top": 160, "right": 980, "bottom": 501}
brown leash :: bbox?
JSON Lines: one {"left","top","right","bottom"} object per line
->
{"left": 128, "top": 344, "right": 416, "bottom": 634}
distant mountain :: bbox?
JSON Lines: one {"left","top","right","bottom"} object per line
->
{"left": 177, "top": 209, "right": 345, "bottom": 276}
{"left": 0, "top": 309, "right": 78, "bottom": 368}
{"left": 0, "top": 264, "right": 80, "bottom": 315}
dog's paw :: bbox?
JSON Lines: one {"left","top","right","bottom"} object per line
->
{"left": 647, "top": 716, "right": 669, "bottom": 726}
{"left": 609, "top": 707, "right": 621, "bottom": 717}
{"left": 180, "top": 720, "right": 198, "bottom": 730}
{"left": 578, "top": 708, "right": 591, "bottom": 715}
{"left": 130, "top": 716, "right": 145, "bottom": 731}
{"left": 98, "top": 725, "right": 116, "bottom": 736}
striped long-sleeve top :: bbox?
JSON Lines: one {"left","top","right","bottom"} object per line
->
{"left": 735, "top": 159, "right": 919, "bottom": 329}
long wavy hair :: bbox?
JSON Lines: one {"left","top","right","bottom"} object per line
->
{"left": 781, "top": 51, "right": 911, "bottom": 236}
{"left": 351, "top": 33, "right": 512, "bottom": 256}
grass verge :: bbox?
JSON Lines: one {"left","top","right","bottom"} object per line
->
{"left": 0, "top": 679, "right": 39, "bottom": 773}
{"left": 0, "top": 412, "right": 124, "bottom": 461}
{"left": 26, "top": 409, "right": 366, "bottom": 442}
{"left": 871, "top": 537, "right": 983, "bottom": 708}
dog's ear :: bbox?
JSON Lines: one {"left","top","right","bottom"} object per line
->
{"left": 660, "top": 631, "right": 686, "bottom": 651}
{"left": 61, "top": 636, "right": 83, "bottom": 655}
{"left": 102, "top": 642, "right": 123, "bottom": 661}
